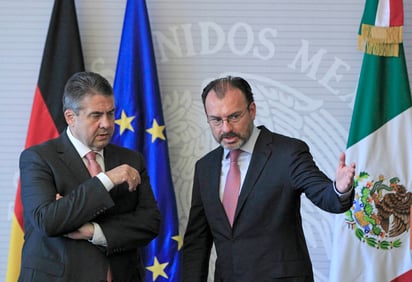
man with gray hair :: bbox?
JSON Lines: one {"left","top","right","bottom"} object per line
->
{"left": 18, "top": 71, "right": 160, "bottom": 282}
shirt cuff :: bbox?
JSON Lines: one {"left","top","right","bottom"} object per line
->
{"left": 89, "top": 222, "right": 108, "bottom": 247}
{"left": 333, "top": 181, "right": 353, "bottom": 199}
{"left": 96, "top": 172, "right": 114, "bottom": 191}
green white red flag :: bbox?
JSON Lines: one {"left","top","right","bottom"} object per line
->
{"left": 329, "top": 0, "right": 412, "bottom": 281}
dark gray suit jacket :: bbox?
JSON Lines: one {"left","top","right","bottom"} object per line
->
{"left": 182, "top": 126, "right": 354, "bottom": 282}
{"left": 18, "top": 131, "right": 161, "bottom": 282}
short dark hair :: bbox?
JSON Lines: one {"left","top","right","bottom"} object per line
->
{"left": 62, "top": 71, "right": 113, "bottom": 114}
{"left": 201, "top": 76, "right": 254, "bottom": 106}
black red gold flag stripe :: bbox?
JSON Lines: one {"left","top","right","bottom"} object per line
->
{"left": 7, "top": 1, "right": 84, "bottom": 280}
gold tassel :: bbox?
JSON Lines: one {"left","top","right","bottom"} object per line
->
{"left": 358, "top": 24, "right": 403, "bottom": 57}
{"left": 361, "top": 24, "right": 403, "bottom": 43}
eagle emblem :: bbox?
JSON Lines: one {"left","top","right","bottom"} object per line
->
{"left": 345, "top": 172, "right": 412, "bottom": 249}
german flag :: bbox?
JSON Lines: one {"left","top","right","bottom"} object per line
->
{"left": 6, "top": 0, "right": 84, "bottom": 280}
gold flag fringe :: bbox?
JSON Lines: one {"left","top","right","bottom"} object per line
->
{"left": 357, "top": 24, "right": 403, "bottom": 57}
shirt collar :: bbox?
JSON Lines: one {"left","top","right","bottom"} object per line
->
{"left": 223, "top": 126, "right": 260, "bottom": 158}
{"left": 66, "top": 127, "right": 104, "bottom": 158}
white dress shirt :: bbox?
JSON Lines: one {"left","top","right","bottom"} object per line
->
{"left": 66, "top": 127, "right": 112, "bottom": 246}
{"left": 219, "top": 127, "right": 260, "bottom": 200}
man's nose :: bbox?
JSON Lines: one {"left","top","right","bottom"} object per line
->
{"left": 221, "top": 118, "right": 234, "bottom": 131}
{"left": 99, "top": 114, "right": 113, "bottom": 127}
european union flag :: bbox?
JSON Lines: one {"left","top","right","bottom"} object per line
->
{"left": 111, "top": 0, "right": 180, "bottom": 281}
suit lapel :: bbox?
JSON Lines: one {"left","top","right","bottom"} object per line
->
{"left": 102, "top": 144, "right": 117, "bottom": 170}
{"left": 206, "top": 147, "right": 224, "bottom": 206}
{"left": 199, "top": 147, "right": 228, "bottom": 226}
{"left": 57, "top": 131, "right": 91, "bottom": 182}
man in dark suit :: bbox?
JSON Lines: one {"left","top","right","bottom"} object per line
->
{"left": 18, "top": 71, "right": 161, "bottom": 282}
{"left": 182, "top": 76, "right": 356, "bottom": 282}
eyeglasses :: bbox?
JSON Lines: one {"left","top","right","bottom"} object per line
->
{"left": 207, "top": 105, "right": 250, "bottom": 127}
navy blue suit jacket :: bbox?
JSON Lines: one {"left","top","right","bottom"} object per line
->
{"left": 18, "top": 131, "right": 161, "bottom": 282}
{"left": 182, "top": 126, "right": 354, "bottom": 282}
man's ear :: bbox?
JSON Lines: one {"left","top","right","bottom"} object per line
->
{"left": 249, "top": 101, "right": 257, "bottom": 119}
{"left": 64, "top": 109, "right": 76, "bottom": 126}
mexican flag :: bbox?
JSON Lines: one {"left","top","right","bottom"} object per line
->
{"left": 329, "top": 0, "right": 412, "bottom": 281}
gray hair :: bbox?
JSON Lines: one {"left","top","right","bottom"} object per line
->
{"left": 62, "top": 71, "right": 113, "bottom": 114}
